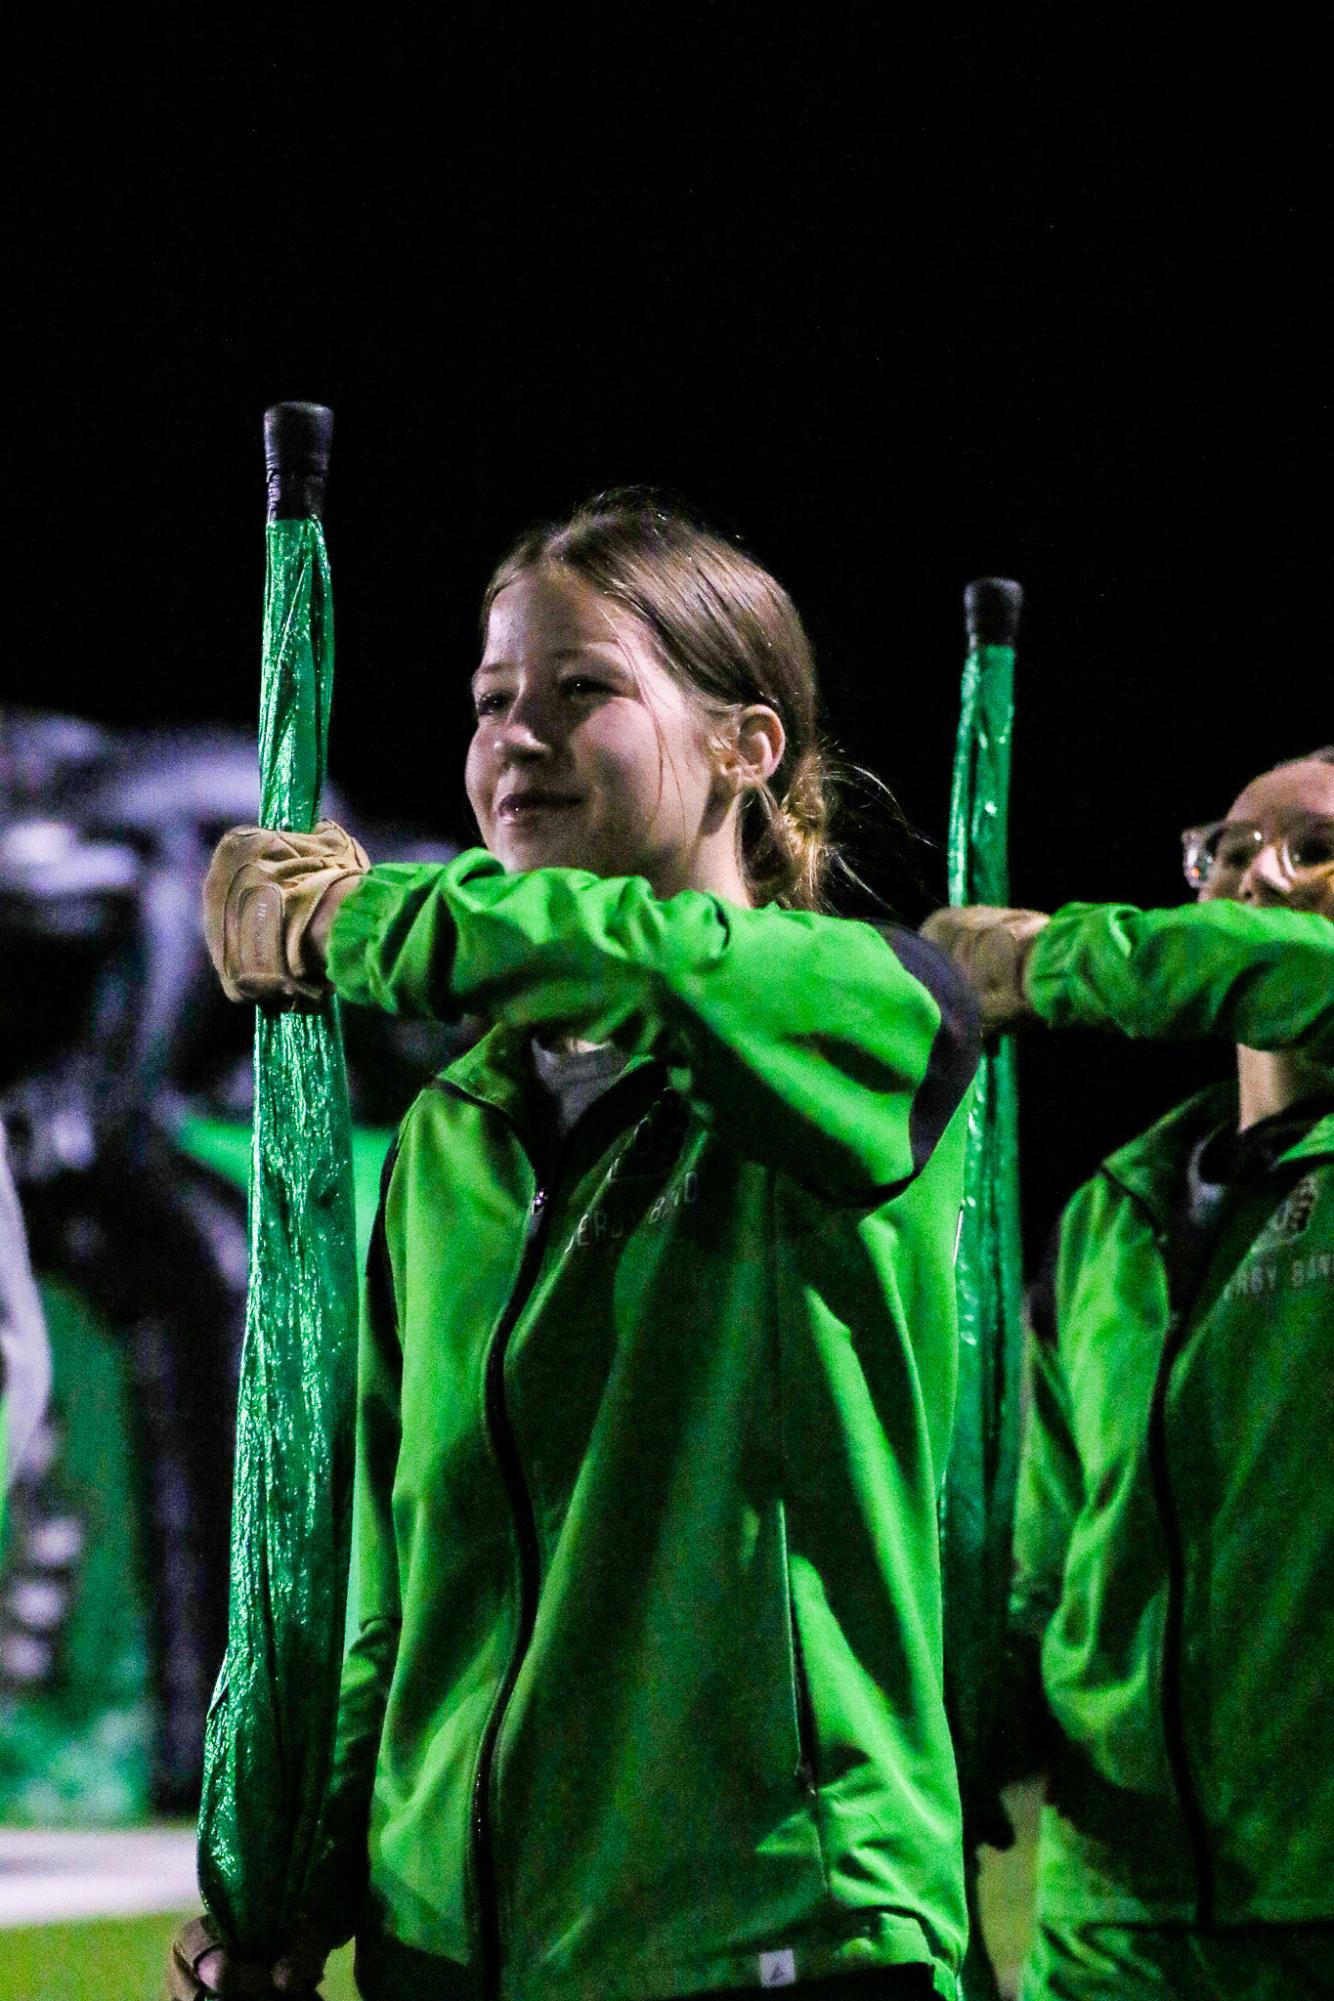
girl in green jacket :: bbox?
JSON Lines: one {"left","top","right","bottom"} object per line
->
{"left": 926, "top": 750, "right": 1334, "bottom": 2000}
{"left": 185, "top": 496, "right": 980, "bottom": 2001}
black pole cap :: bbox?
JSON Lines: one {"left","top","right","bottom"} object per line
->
{"left": 264, "top": 401, "right": 334, "bottom": 521}
{"left": 964, "top": 577, "right": 1023, "bottom": 648}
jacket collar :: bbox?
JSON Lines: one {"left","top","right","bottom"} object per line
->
{"left": 439, "top": 1022, "right": 537, "bottom": 1131}
{"left": 1103, "top": 1078, "right": 1334, "bottom": 1224}
{"left": 436, "top": 1021, "right": 659, "bottom": 1144}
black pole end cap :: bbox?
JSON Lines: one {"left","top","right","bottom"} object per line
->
{"left": 964, "top": 577, "right": 1024, "bottom": 647}
{"left": 264, "top": 402, "right": 335, "bottom": 520}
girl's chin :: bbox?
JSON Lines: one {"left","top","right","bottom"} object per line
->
{"left": 495, "top": 826, "right": 601, "bottom": 874}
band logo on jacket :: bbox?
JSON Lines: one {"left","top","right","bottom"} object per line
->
{"left": 1222, "top": 1171, "right": 1329, "bottom": 1301}
{"left": 565, "top": 1095, "right": 698, "bottom": 1254}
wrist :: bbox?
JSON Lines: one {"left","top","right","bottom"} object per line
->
{"left": 306, "top": 875, "right": 362, "bottom": 972}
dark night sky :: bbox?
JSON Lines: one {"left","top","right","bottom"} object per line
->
{"left": 3, "top": 9, "right": 1329, "bottom": 1253}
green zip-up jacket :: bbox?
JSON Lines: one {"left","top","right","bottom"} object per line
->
{"left": 312, "top": 850, "right": 979, "bottom": 2001}
{"left": 1012, "top": 898, "right": 1334, "bottom": 1927}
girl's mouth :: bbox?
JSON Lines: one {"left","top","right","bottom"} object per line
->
{"left": 497, "top": 790, "right": 583, "bottom": 822}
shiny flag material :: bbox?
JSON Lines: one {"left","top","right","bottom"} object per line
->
{"left": 198, "top": 416, "right": 358, "bottom": 1961}
{"left": 942, "top": 579, "right": 1025, "bottom": 1997}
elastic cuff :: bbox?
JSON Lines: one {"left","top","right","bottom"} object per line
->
{"left": 1022, "top": 901, "right": 1108, "bottom": 1024}
{"left": 324, "top": 869, "right": 404, "bottom": 1005}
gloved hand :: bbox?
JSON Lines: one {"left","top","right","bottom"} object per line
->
{"left": 165, "top": 1913, "right": 328, "bottom": 1997}
{"left": 202, "top": 821, "right": 370, "bottom": 1010}
{"left": 919, "top": 904, "right": 1050, "bottom": 1034}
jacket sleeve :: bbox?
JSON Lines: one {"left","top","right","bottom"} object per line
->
{"left": 1027, "top": 899, "right": 1334, "bottom": 1057}
{"left": 327, "top": 853, "right": 979, "bottom": 1203}
{"left": 303, "top": 1151, "right": 403, "bottom": 1942}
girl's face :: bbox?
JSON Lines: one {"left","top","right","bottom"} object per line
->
{"left": 467, "top": 566, "right": 740, "bottom": 899}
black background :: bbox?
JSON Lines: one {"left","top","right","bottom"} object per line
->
{"left": 4, "top": 9, "right": 1328, "bottom": 1255}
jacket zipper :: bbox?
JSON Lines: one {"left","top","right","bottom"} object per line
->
{"left": 1142, "top": 1234, "right": 1216, "bottom": 1928}
{"left": 471, "top": 1176, "right": 551, "bottom": 1999}
{"left": 787, "top": 1591, "right": 820, "bottom": 1796}
{"left": 442, "top": 1066, "right": 667, "bottom": 1994}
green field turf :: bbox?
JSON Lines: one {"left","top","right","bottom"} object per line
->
{"left": 0, "top": 1785, "right": 1039, "bottom": 1999}
{"left": 977, "top": 1781, "right": 1040, "bottom": 1992}
{"left": 0, "top": 1917, "right": 359, "bottom": 2001}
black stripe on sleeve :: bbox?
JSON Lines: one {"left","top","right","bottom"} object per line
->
{"left": 874, "top": 922, "right": 981, "bottom": 1181}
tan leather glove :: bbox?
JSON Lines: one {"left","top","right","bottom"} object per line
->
{"left": 165, "top": 1913, "right": 328, "bottom": 1997}
{"left": 202, "top": 821, "right": 370, "bottom": 1010}
{"left": 919, "top": 904, "right": 1050, "bottom": 1034}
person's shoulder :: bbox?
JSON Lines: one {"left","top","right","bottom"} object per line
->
{"left": 871, "top": 919, "right": 981, "bottom": 1025}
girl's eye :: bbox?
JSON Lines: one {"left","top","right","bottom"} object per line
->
{"left": 473, "top": 690, "right": 511, "bottom": 718}
{"left": 560, "top": 676, "right": 610, "bottom": 699}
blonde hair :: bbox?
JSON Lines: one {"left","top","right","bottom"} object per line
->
{"left": 481, "top": 490, "right": 839, "bottom": 909}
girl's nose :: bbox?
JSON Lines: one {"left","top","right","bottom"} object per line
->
{"left": 498, "top": 683, "right": 559, "bottom": 754}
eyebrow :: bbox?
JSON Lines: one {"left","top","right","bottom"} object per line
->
{"left": 471, "top": 643, "right": 625, "bottom": 684}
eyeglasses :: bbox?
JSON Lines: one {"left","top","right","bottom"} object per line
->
{"left": 1181, "top": 814, "right": 1334, "bottom": 890}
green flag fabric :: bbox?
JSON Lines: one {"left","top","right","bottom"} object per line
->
{"left": 942, "top": 585, "right": 1026, "bottom": 1997}
{"left": 197, "top": 503, "right": 359, "bottom": 1960}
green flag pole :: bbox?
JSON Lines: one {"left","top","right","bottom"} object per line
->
{"left": 197, "top": 404, "right": 359, "bottom": 1969}
{"left": 942, "top": 577, "right": 1026, "bottom": 1999}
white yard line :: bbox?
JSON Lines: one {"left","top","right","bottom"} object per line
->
{"left": 0, "top": 1828, "right": 197, "bottom": 1926}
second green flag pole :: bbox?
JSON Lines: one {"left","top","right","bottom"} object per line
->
{"left": 943, "top": 577, "right": 1026, "bottom": 2000}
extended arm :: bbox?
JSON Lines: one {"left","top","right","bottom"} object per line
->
{"left": 1027, "top": 898, "right": 1334, "bottom": 1055}
{"left": 926, "top": 898, "right": 1334, "bottom": 1056}
{"left": 325, "top": 852, "right": 979, "bottom": 1202}
{"left": 205, "top": 829, "right": 978, "bottom": 1203}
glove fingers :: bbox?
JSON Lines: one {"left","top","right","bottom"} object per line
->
{"left": 166, "top": 1916, "right": 228, "bottom": 1998}
{"left": 310, "top": 819, "right": 370, "bottom": 871}
{"left": 226, "top": 883, "right": 291, "bottom": 1005}
{"left": 281, "top": 868, "right": 357, "bottom": 982}
{"left": 165, "top": 1914, "right": 324, "bottom": 1998}
{"left": 919, "top": 904, "right": 1047, "bottom": 1033}
{"left": 220, "top": 869, "right": 343, "bottom": 1008}
{"left": 975, "top": 925, "right": 1022, "bottom": 990}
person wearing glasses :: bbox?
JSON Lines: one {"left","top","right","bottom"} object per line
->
{"left": 923, "top": 749, "right": 1334, "bottom": 1999}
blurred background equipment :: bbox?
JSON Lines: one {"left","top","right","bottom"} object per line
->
{"left": 1, "top": 1117, "right": 52, "bottom": 1505}
{"left": 0, "top": 706, "right": 460, "bottom": 1829}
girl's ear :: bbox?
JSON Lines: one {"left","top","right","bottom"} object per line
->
{"left": 705, "top": 706, "right": 785, "bottom": 825}
{"left": 733, "top": 705, "right": 786, "bottom": 790}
